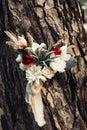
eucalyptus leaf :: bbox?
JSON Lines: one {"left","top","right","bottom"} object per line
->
{"left": 37, "top": 48, "right": 43, "bottom": 58}
{"left": 65, "top": 57, "right": 77, "bottom": 70}
{"left": 45, "top": 59, "right": 55, "bottom": 62}
{"left": 50, "top": 56, "right": 60, "bottom": 59}
{"left": 30, "top": 54, "right": 38, "bottom": 60}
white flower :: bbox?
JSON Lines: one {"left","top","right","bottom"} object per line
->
{"left": 50, "top": 46, "right": 71, "bottom": 72}
{"left": 50, "top": 58, "right": 66, "bottom": 72}
{"left": 26, "top": 65, "right": 46, "bottom": 83}
{"left": 42, "top": 67, "right": 55, "bottom": 79}
{"left": 17, "top": 36, "right": 27, "bottom": 49}
{"left": 16, "top": 54, "right": 22, "bottom": 62}
{"left": 5, "top": 31, "right": 27, "bottom": 49}
{"left": 32, "top": 42, "right": 46, "bottom": 52}
{"left": 60, "top": 46, "right": 71, "bottom": 61}
{"left": 40, "top": 43, "right": 46, "bottom": 49}
{"left": 31, "top": 42, "right": 40, "bottom": 52}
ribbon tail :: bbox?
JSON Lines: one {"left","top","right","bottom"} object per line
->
{"left": 25, "top": 82, "right": 32, "bottom": 103}
{"left": 29, "top": 92, "right": 46, "bottom": 127}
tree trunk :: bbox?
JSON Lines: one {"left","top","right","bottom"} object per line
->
{"left": 0, "top": 0, "right": 87, "bottom": 130}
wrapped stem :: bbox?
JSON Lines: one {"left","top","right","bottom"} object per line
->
{"left": 25, "top": 80, "right": 46, "bottom": 127}
{"left": 29, "top": 92, "right": 46, "bottom": 127}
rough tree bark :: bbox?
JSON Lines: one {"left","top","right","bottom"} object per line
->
{"left": 0, "top": 0, "right": 87, "bottom": 130}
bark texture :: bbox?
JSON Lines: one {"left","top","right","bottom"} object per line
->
{"left": 0, "top": 0, "right": 87, "bottom": 130}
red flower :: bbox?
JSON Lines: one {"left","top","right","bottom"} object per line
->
{"left": 52, "top": 47, "right": 61, "bottom": 55}
{"left": 22, "top": 53, "right": 35, "bottom": 65}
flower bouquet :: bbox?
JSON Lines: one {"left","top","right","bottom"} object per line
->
{"left": 5, "top": 31, "right": 76, "bottom": 127}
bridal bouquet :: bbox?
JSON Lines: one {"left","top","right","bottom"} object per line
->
{"left": 5, "top": 31, "right": 76, "bottom": 127}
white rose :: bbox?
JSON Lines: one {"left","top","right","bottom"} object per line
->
{"left": 42, "top": 67, "right": 55, "bottom": 79}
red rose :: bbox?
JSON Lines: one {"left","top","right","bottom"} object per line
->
{"left": 52, "top": 47, "right": 61, "bottom": 55}
{"left": 22, "top": 53, "right": 35, "bottom": 65}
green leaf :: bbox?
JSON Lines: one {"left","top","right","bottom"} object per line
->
{"left": 37, "top": 48, "right": 43, "bottom": 57}
{"left": 37, "top": 49, "right": 43, "bottom": 61}
{"left": 45, "top": 59, "right": 55, "bottom": 62}
{"left": 65, "top": 57, "right": 77, "bottom": 70}
{"left": 30, "top": 55, "right": 38, "bottom": 60}
{"left": 43, "top": 51, "right": 53, "bottom": 60}
{"left": 50, "top": 55, "right": 60, "bottom": 59}
{"left": 29, "top": 50, "right": 37, "bottom": 56}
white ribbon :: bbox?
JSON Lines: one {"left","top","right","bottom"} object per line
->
{"left": 25, "top": 81, "right": 46, "bottom": 127}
